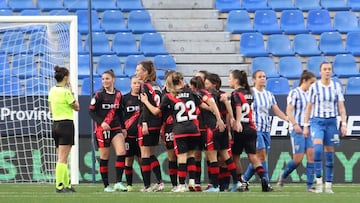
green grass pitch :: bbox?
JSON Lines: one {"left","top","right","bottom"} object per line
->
{"left": 1, "top": 183, "right": 360, "bottom": 203}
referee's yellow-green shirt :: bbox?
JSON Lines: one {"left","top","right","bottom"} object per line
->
{"left": 48, "top": 86, "right": 75, "bottom": 121}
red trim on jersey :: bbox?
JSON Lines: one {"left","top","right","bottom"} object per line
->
{"left": 205, "top": 127, "right": 215, "bottom": 151}
{"left": 125, "top": 110, "right": 140, "bottom": 130}
{"left": 137, "top": 125, "right": 144, "bottom": 146}
{"left": 234, "top": 91, "right": 256, "bottom": 130}
{"left": 96, "top": 127, "right": 105, "bottom": 148}
{"left": 150, "top": 160, "right": 160, "bottom": 169}
{"left": 187, "top": 164, "right": 197, "bottom": 172}
{"left": 168, "top": 169, "right": 177, "bottom": 175}
{"left": 141, "top": 165, "right": 151, "bottom": 172}
{"left": 125, "top": 168, "right": 133, "bottom": 175}
{"left": 178, "top": 170, "right": 187, "bottom": 178}
{"left": 173, "top": 132, "right": 200, "bottom": 138}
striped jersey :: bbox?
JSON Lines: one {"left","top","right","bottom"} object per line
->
{"left": 287, "top": 87, "right": 308, "bottom": 126}
{"left": 308, "top": 80, "right": 344, "bottom": 118}
{"left": 252, "top": 87, "right": 277, "bottom": 132}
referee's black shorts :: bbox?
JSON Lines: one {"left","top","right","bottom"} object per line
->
{"left": 52, "top": 120, "right": 75, "bottom": 147}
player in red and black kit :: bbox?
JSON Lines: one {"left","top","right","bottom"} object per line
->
{"left": 205, "top": 73, "right": 241, "bottom": 192}
{"left": 159, "top": 70, "right": 178, "bottom": 192}
{"left": 140, "top": 71, "right": 212, "bottom": 192}
{"left": 121, "top": 76, "right": 142, "bottom": 192}
{"left": 229, "top": 69, "right": 272, "bottom": 192}
{"left": 190, "top": 76, "right": 226, "bottom": 192}
{"left": 135, "top": 60, "right": 164, "bottom": 192}
{"left": 89, "top": 69, "right": 127, "bottom": 192}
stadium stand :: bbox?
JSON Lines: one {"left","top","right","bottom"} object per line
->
{"left": 319, "top": 31, "right": 348, "bottom": 55}
{"left": 278, "top": 56, "right": 303, "bottom": 79}
{"left": 294, "top": 0, "right": 322, "bottom": 10}
{"left": 293, "top": 34, "right": 322, "bottom": 56}
{"left": 242, "top": 0, "right": 269, "bottom": 12}
{"left": 8, "top": 0, "right": 36, "bottom": 11}
{"left": 253, "top": 10, "right": 282, "bottom": 34}
{"left": 139, "top": 32, "right": 168, "bottom": 56}
{"left": 333, "top": 11, "right": 360, "bottom": 33}
{"left": 267, "top": 34, "right": 294, "bottom": 56}
{"left": 240, "top": 32, "right": 269, "bottom": 57}
{"left": 307, "top": 9, "right": 335, "bottom": 34}
{"left": 333, "top": 54, "right": 360, "bottom": 78}
{"left": 84, "top": 32, "right": 113, "bottom": 56}
{"left": 96, "top": 54, "right": 126, "bottom": 78}
{"left": 345, "top": 77, "right": 360, "bottom": 94}
{"left": 117, "top": 0, "right": 144, "bottom": 11}
{"left": 127, "top": 10, "right": 156, "bottom": 34}
{"left": 268, "top": 0, "right": 295, "bottom": 11}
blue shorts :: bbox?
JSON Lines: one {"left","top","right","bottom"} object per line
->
{"left": 290, "top": 129, "right": 313, "bottom": 154}
{"left": 256, "top": 131, "right": 271, "bottom": 152}
{"left": 310, "top": 117, "right": 340, "bottom": 147}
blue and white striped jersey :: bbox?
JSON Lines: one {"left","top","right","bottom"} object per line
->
{"left": 252, "top": 87, "right": 277, "bottom": 132}
{"left": 287, "top": 87, "right": 308, "bottom": 126}
{"left": 308, "top": 80, "right": 344, "bottom": 118}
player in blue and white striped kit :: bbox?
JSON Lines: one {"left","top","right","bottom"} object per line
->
{"left": 303, "top": 62, "right": 347, "bottom": 193}
{"left": 277, "top": 70, "right": 316, "bottom": 192}
{"left": 242, "top": 70, "right": 288, "bottom": 191}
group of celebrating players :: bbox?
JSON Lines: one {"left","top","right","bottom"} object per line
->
{"left": 86, "top": 60, "right": 347, "bottom": 193}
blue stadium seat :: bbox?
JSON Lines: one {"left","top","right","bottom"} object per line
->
{"left": 280, "top": 10, "right": 308, "bottom": 34}
{"left": 333, "top": 11, "right": 360, "bottom": 33}
{"left": 242, "top": 0, "right": 269, "bottom": 12}
{"left": 48, "top": 9, "right": 69, "bottom": 16}
{"left": 251, "top": 57, "right": 279, "bottom": 78}
{"left": 85, "top": 32, "right": 113, "bottom": 56}
{"left": 215, "top": 0, "right": 242, "bottom": 12}
{"left": 63, "top": 0, "right": 87, "bottom": 11}
{"left": 139, "top": 33, "right": 168, "bottom": 57}
{"left": 123, "top": 55, "right": 146, "bottom": 77}
{"left": 117, "top": 0, "right": 144, "bottom": 11}
{"left": 268, "top": 0, "right": 295, "bottom": 11}
{"left": 78, "top": 54, "right": 91, "bottom": 79}
{"left": 306, "top": 56, "right": 329, "bottom": 78}
{"left": 319, "top": 32, "right": 348, "bottom": 56}
{"left": 293, "top": 34, "right": 321, "bottom": 56}
{"left": 348, "top": 0, "right": 360, "bottom": 11}
{"left": 345, "top": 77, "right": 360, "bottom": 95}
{"left": 112, "top": 32, "right": 140, "bottom": 56}
{"left": 154, "top": 55, "right": 177, "bottom": 79}
{"left": 11, "top": 54, "right": 38, "bottom": 79}
{"left": 346, "top": 32, "right": 360, "bottom": 56}
{"left": 307, "top": 9, "right": 335, "bottom": 34}
{"left": 19, "top": 9, "right": 41, "bottom": 15}
{"left": 24, "top": 77, "right": 49, "bottom": 95}
{"left": 294, "top": 0, "right": 321, "bottom": 10}
{"left": 239, "top": 32, "right": 269, "bottom": 57}
{"left": 333, "top": 54, "right": 360, "bottom": 78}
{"left": 37, "top": 0, "right": 64, "bottom": 11}
{"left": 254, "top": 10, "right": 282, "bottom": 34}
{"left": 8, "top": 0, "right": 36, "bottom": 11}
{"left": 0, "top": 31, "right": 27, "bottom": 54}
{"left": 127, "top": 10, "right": 155, "bottom": 34}
{"left": 0, "top": 76, "right": 23, "bottom": 95}
{"left": 266, "top": 77, "right": 290, "bottom": 95}
{"left": 92, "top": 0, "right": 117, "bottom": 11}
{"left": 115, "top": 77, "right": 131, "bottom": 93}
{"left": 0, "top": 1, "right": 8, "bottom": 9}
{"left": 226, "top": 10, "right": 253, "bottom": 34}
{"left": 81, "top": 77, "right": 102, "bottom": 95}
{"left": 267, "top": 34, "right": 294, "bottom": 56}
{"left": 101, "top": 10, "right": 128, "bottom": 34}
{"left": 76, "top": 10, "right": 102, "bottom": 34}
{"left": 28, "top": 31, "right": 48, "bottom": 55}
{"left": 0, "top": 54, "right": 11, "bottom": 76}
{"left": 96, "top": 54, "right": 126, "bottom": 78}
{"left": 0, "top": 9, "right": 13, "bottom": 16}
{"left": 331, "top": 76, "right": 343, "bottom": 92}
{"left": 320, "top": 0, "right": 349, "bottom": 11}
{"left": 278, "top": 56, "right": 303, "bottom": 79}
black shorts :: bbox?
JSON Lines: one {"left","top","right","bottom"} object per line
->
{"left": 174, "top": 135, "right": 201, "bottom": 154}
{"left": 231, "top": 127, "right": 257, "bottom": 155}
{"left": 138, "top": 128, "right": 160, "bottom": 147}
{"left": 96, "top": 128, "right": 122, "bottom": 148}
{"left": 164, "top": 131, "right": 175, "bottom": 150}
{"left": 202, "top": 128, "right": 228, "bottom": 151}
{"left": 52, "top": 120, "right": 74, "bottom": 147}
{"left": 125, "top": 137, "right": 141, "bottom": 157}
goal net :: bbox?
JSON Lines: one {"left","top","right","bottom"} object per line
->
{"left": 0, "top": 16, "right": 78, "bottom": 183}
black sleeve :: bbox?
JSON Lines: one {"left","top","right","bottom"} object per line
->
{"left": 118, "top": 93, "right": 125, "bottom": 129}
{"left": 88, "top": 92, "right": 104, "bottom": 125}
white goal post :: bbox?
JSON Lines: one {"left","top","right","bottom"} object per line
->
{"left": 0, "top": 16, "right": 79, "bottom": 184}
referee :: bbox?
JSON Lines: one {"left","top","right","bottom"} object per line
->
{"left": 48, "top": 66, "right": 80, "bottom": 193}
